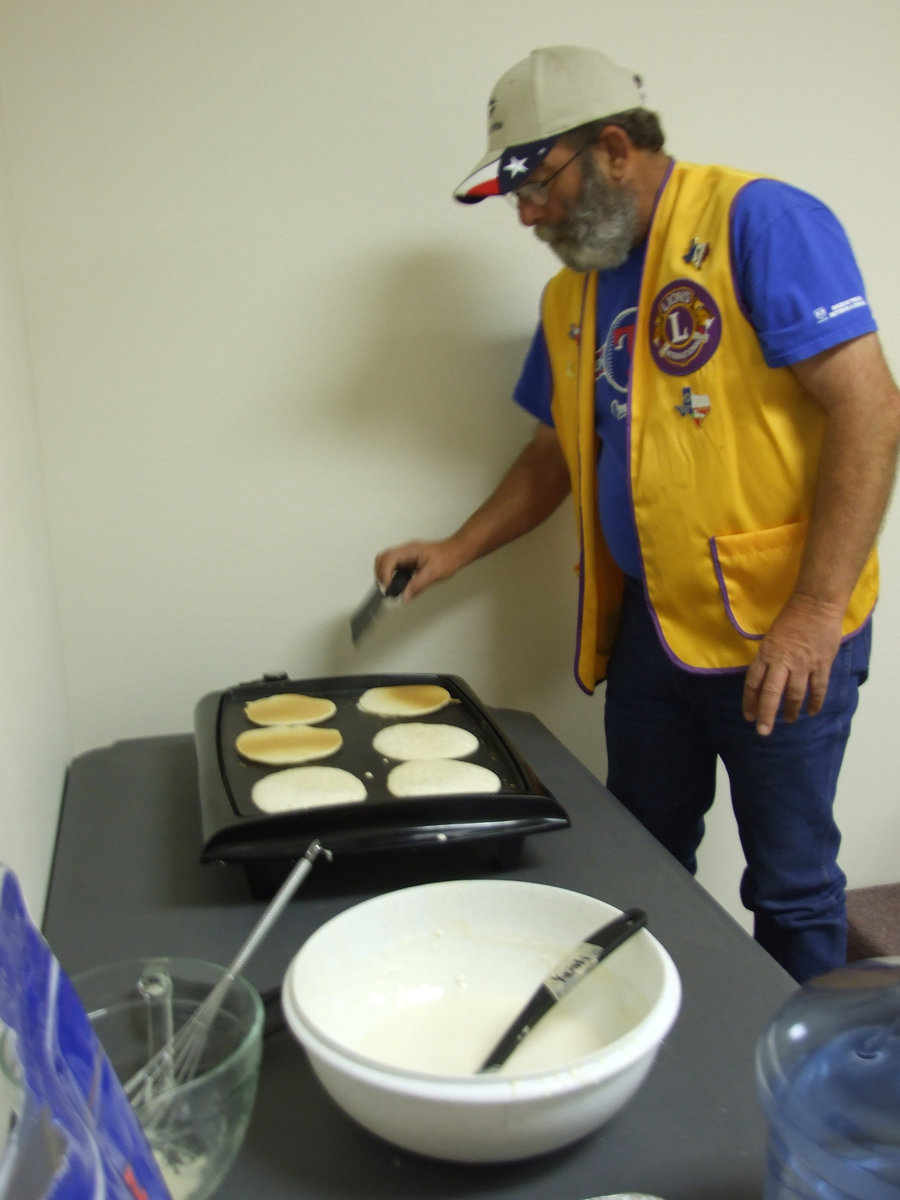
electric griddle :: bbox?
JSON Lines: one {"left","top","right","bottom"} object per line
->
{"left": 194, "top": 672, "right": 570, "bottom": 897}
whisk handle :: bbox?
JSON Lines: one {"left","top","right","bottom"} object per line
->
{"left": 227, "top": 840, "right": 327, "bottom": 979}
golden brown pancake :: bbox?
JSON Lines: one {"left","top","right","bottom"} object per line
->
{"left": 235, "top": 725, "right": 342, "bottom": 765}
{"left": 243, "top": 693, "right": 337, "bottom": 726}
{"left": 358, "top": 684, "right": 451, "bottom": 718}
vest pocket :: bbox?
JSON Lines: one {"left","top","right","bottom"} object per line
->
{"left": 710, "top": 520, "right": 807, "bottom": 639}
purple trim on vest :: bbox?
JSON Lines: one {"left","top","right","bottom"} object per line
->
{"left": 572, "top": 273, "right": 598, "bottom": 694}
{"left": 626, "top": 159, "right": 675, "bottom": 593}
{"left": 627, "top": 160, "right": 673, "bottom": 666}
{"left": 709, "top": 536, "right": 765, "bottom": 641}
{"left": 574, "top": 539, "right": 594, "bottom": 696}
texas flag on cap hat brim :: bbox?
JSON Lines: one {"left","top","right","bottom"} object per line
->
{"left": 454, "top": 135, "right": 559, "bottom": 204}
{"left": 455, "top": 159, "right": 503, "bottom": 203}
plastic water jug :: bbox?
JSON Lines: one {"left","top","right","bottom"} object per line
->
{"left": 756, "top": 957, "right": 900, "bottom": 1199}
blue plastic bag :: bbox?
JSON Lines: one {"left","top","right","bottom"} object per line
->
{"left": 0, "top": 866, "right": 170, "bottom": 1199}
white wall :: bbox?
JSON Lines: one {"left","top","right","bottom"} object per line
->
{"left": 0, "top": 0, "right": 897, "bottom": 927}
{"left": 0, "top": 115, "right": 69, "bottom": 920}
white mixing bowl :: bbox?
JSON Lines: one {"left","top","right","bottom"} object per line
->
{"left": 282, "top": 879, "right": 681, "bottom": 1162}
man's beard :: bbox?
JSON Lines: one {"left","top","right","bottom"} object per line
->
{"left": 535, "top": 154, "right": 639, "bottom": 272}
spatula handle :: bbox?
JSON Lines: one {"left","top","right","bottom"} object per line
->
{"left": 478, "top": 908, "right": 647, "bottom": 1073}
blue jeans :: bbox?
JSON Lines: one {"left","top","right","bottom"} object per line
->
{"left": 604, "top": 577, "right": 871, "bottom": 983}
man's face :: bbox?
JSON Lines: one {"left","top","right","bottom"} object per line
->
{"left": 522, "top": 144, "right": 639, "bottom": 273}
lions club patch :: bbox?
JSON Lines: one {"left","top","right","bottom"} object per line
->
{"left": 649, "top": 279, "right": 721, "bottom": 376}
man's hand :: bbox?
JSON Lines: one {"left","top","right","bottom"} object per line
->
{"left": 742, "top": 592, "right": 845, "bottom": 736}
{"left": 374, "top": 539, "right": 465, "bottom": 603}
{"left": 742, "top": 333, "right": 900, "bottom": 737}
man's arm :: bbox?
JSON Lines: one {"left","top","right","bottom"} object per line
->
{"left": 742, "top": 332, "right": 900, "bottom": 735}
{"left": 375, "top": 422, "right": 571, "bottom": 601}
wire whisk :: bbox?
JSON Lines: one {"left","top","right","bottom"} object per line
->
{"left": 124, "top": 839, "right": 329, "bottom": 1127}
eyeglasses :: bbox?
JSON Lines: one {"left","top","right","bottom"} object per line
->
{"left": 507, "top": 143, "right": 589, "bottom": 208}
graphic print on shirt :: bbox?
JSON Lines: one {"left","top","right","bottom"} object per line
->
{"left": 595, "top": 306, "right": 636, "bottom": 421}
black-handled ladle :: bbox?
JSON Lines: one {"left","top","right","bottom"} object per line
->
{"left": 477, "top": 907, "right": 648, "bottom": 1073}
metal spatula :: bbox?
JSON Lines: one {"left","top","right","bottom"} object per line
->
{"left": 350, "top": 568, "right": 412, "bottom": 643}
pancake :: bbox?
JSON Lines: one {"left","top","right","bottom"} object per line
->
{"left": 243, "top": 693, "right": 336, "bottom": 726}
{"left": 357, "top": 684, "right": 451, "bottom": 718}
{"left": 235, "top": 725, "right": 342, "bottom": 765}
{"left": 386, "top": 758, "right": 502, "bottom": 797}
{"left": 251, "top": 766, "right": 366, "bottom": 813}
{"left": 373, "top": 722, "right": 479, "bottom": 762}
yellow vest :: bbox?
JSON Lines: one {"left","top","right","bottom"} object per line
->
{"left": 542, "top": 161, "right": 878, "bottom": 692}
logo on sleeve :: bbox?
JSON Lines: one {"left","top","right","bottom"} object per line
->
{"left": 649, "top": 279, "right": 721, "bottom": 375}
{"left": 813, "top": 295, "right": 868, "bottom": 324}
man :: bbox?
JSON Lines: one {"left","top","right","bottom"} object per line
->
{"left": 375, "top": 46, "right": 900, "bottom": 982}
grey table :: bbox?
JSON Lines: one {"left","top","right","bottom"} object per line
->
{"left": 44, "top": 710, "right": 792, "bottom": 1200}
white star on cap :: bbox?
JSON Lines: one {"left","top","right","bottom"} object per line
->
{"left": 503, "top": 155, "right": 530, "bottom": 178}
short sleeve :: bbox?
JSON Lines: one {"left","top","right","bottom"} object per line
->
{"left": 731, "top": 179, "right": 877, "bottom": 368}
{"left": 513, "top": 321, "right": 555, "bottom": 426}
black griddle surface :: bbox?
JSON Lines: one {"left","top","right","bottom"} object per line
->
{"left": 195, "top": 673, "right": 569, "bottom": 865}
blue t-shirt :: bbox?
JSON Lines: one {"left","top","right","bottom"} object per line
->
{"left": 514, "top": 177, "right": 878, "bottom": 577}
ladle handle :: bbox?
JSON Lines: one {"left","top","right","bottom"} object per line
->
{"left": 478, "top": 907, "right": 648, "bottom": 1073}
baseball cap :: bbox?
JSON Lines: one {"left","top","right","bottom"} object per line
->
{"left": 454, "top": 45, "right": 647, "bottom": 204}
